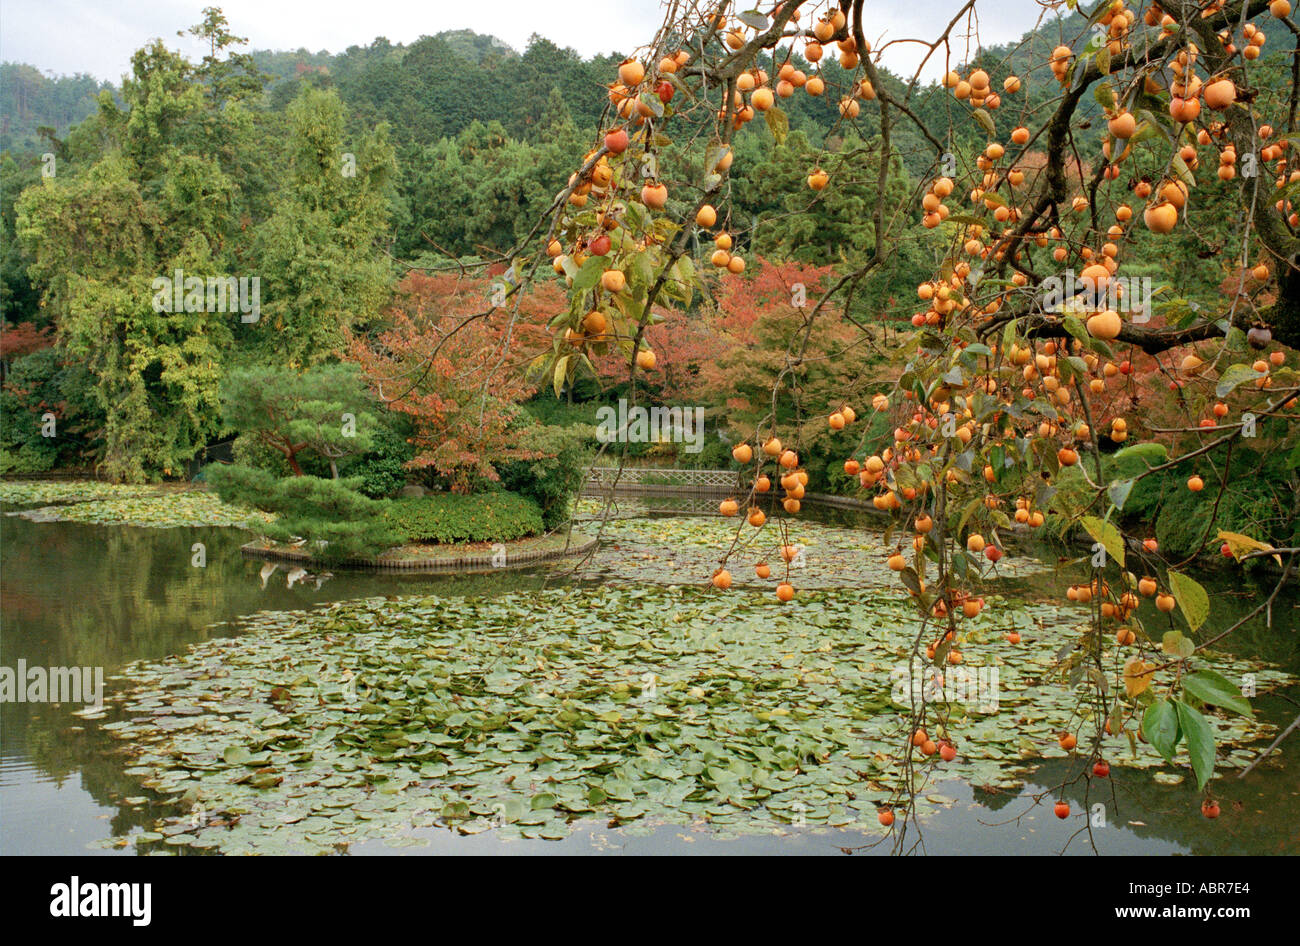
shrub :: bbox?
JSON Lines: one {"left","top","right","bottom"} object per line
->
{"left": 205, "top": 463, "right": 400, "bottom": 564}
{"left": 497, "top": 423, "right": 590, "bottom": 529}
{"left": 0, "top": 348, "right": 101, "bottom": 472}
{"left": 676, "top": 435, "right": 732, "bottom": 470}
{"left": 1152, "top": 450, "right": 1298, "bottom": 561}
{"left": 1041, "top": 441, "right": 1299, "bottom": 564}
{"left": 383, "top": 491, "right": 544, "bottom": 544}
{"left": 303, "top": 413, "right": 415, "bottom": 498}
{"left": 0, "top": 443, "right": 56, "bottom": 475}
{"left": 522, "top": 387, "right": 603, "bottom": 427}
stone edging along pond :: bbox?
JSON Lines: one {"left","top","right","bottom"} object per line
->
{"left": 239, "top": 531, "right": 598, "bottom": 573}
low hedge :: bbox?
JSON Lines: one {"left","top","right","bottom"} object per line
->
{"left": 384, "top": 491, "right": 546, "bottom": 544}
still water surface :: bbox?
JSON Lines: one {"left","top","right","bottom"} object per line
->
{"left": 2, "top": 505, "right": 1297, "bottom": 855}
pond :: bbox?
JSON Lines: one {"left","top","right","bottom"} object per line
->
{"left": 2, "top": 497, "right": 1298, "bottom": 856}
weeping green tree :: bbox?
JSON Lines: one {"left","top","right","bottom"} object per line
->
{"left": 250, "top": 86, "right": 396, "bottom": 366}
{"left": 16, "top": 149, "right": 237, "bottom": 481}
{"left": 14, "top": 20, "right": 264, "bottom": 481}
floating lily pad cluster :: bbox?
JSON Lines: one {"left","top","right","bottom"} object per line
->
{"left": 567, "top": 510, "right": 1054, "bottom": 590}
{"left": 98, "top": 575, "right": 1289, "bottom": 854}
{"left": 0, "top": 480, "right": 160, "bottom": 506}
{"left": 4, "top": 483, "right": 273, "bottom": 530}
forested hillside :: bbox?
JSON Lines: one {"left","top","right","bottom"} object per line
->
{"left": 9, "top": 11, "right": 1288, "bottom": 314}
{"left": 6, "top": 0, "right": 1300, "bottom": 869}
{"left": 0, "top": 64, "right": 112, "bottom": 153}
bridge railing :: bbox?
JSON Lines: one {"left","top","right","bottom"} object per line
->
{"left": 584, "top": 466, "right": 741, "bottom": 494}
{"left": 573, "top": 495, "right": 731, "bottom": 519}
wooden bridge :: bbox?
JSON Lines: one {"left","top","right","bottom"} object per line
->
{"left": 580, "top": 466, "right": 742, "bottom": 518}
{"left": 584, "top": 466, "right": 741, "bottom": 494}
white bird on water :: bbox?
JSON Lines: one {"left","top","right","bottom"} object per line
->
{"left": 286, "top": 566, "right": 308, "bottom": 588}
{"left": 258, "top": 562, "right": 279, "bottom": 589}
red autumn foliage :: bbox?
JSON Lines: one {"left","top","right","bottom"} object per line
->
{"left": 588, "top": 303, "right": 715, "bottom": 402}
{"left": 0, "top": 321, "right": 53, "bottom": 361}
{"left": 348, "top": 272, "right": 560, "bottom": 492}
{"left": 692, "top": 258, "right": 877, "bottom": 423}
{"left": 587, "top": 260, "right": 852, "bottom": 410}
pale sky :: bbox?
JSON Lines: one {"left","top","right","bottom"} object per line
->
{"left": 0, "top": 0, "right": 1049, "bottom": 84}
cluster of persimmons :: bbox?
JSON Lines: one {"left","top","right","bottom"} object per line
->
{"left": 535, "top": 0, "right": 1296, "bottom": 827}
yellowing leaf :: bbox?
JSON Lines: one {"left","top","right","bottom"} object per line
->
{"left": 1161, "top": 630, "right": 1194, "bottom": 659}
{"left": 1217, "top": 530, "right": 1282, "bottom": 567}
{"left": 1167, "top": 570, "right": 1209, "bottom": 633}
{"left": 1123, "top": 656, "right": 1156, "bottom": 699}
{"left": 1080, "top": 516, "right": 1125, "bottom": 567}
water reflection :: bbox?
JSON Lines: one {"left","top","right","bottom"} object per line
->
{"left": 2, "top": 503, "right": 1297, "bottom": 855}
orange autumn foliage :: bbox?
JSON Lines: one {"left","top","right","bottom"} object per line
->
{"left": 348, "top": 273, "right": 559, "bottom": 491}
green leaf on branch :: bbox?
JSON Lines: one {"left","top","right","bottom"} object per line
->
{"left": 1111, "top": 442, "right": 1167, "bottom": 467}
{"left": 1093, "top": 81, "right": 1116, "bottom": 112}
{"left": 637, "top": 92, "right": 664, "bottom": 118}
{"left": 1108, "top": 478, "right": 1134, "bottom": 511}
{"left": 629, "top": 250, "right": 656, "bottom": 290}
{"left": 1062, "top": 316, "right": 1089, "bottom": 344}
{"left": 1080, "top": 515, "right": 1124, "bottom": 567}
{"left": 1142, "top": 699, "right": 1180, "bottom": 764}
{"left": 1175, "top": 700, "right": 1216, "bottom": 790}
{"left": 573, "top": 255, "right": 606, "bottom": 292}
{"left": 1095, "top": 46, "right": 1111, "bottom": 76}
{"left": 1182, "top": 670, "right": 1252, "bottom": 717}
{"left": 1215, "top": 362, "right": 1260, "bottom": 398}
{"left": 1161, "top": 630, "right": 1195, "bottom": 659}
{"left": 552, "top": 355, "right": 571, "bottom": 398}
{"left": 1001, "top": 320, "right": 1018, "bottom": 356}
